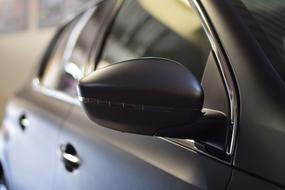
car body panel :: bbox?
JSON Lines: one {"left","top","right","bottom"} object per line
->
{"left": 0, "top": 0, "right": 284, "bottom": 189}
{"left": 200, "top": 0, "right": 285, "bottom": 186}
{"left": 54, "top": 105, "right": 231, "bottom": 190}
{"left": 228, "top": 170, "right": 284, "bottom": 190}
{"left": 1, "top": 85, "right": 73, "bottom": 189}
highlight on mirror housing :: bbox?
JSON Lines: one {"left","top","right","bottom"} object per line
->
{"left": 78, "top": 57, "right": 227, "bottom": 146}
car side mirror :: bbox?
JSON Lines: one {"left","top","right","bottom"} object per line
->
{"left": 78, "top": 58, "right": 226, "bottom": 140}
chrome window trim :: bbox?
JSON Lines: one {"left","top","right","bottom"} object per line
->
{"left": 164, "top": 0, "right": 239, "bottom": 160}
{"left": 186, "top": 0, "right": 239, "bottom": 156}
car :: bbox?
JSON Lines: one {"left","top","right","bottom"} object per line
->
{"left": 1, "top": 0, "right": 285, "bottom": 189}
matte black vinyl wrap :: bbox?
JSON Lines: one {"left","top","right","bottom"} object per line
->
{"left": 201, "top": 0, "right": 285, "bottom": 187}
{"left": 228, "top": 170, "right": 284, "bottom": 190}
{"left": 53, "top": 105, "right": 232, "bottom": 190}
{"left": 79, "top": 58, "right": 203, "bottom": 108}
{"left": 78, "top": 58, "right": 204, "bottom": 135}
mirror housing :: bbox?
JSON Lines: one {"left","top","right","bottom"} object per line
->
{"left": 78, "top": 58, "right": 205, "bottom": 137}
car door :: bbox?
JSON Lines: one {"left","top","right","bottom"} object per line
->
{"left": 0, "top": 12, "right": 92, "bottom": 190}
{"left": 54, "top": 0, "right": 238, "bottom": 189}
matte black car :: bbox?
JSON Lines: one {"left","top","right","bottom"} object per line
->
{"left": 1, "top": 0, "right": 285, "bottom": 189}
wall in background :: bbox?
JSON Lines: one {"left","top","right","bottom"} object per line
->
{"left": 0, "top": 0, "right": 92, "bottom": 122}
{"left": 0, "top": 0, "right": 56, "bottom": 121}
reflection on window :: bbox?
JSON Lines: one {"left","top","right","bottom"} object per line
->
{"left": 41, "top": 9, "right": 95, "bottom": 97}
{"left": 98, "top": 0, "right": 211, "bottom": 81}
{"left": 69, "top": 14, "right": 98, "bottom": 75}
{"left": 41, "top": 18, "right": 81, "bottom": 96}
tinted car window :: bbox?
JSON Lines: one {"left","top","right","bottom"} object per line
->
{"left": 97, "top": 0, "right": 211, "bottom": 81}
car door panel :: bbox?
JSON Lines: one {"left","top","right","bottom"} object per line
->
{"left": 54, "top": 106, "right": 231, "bottom": 190}
{"left": 1, "top": 85, "right": 73, "bottom": 190}
{"left": 228, "top": 170, "right": 284, "bottom": 190}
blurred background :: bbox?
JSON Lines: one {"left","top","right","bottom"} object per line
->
{"left": 0, "top": 0, "right": 91, "bottom": 121}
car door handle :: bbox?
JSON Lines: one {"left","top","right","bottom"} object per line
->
{"left": 60, "top": 143, "right": 81, "bottom": 172}
{"left": 19, "top": 114, "right": 29, "bottom": 130}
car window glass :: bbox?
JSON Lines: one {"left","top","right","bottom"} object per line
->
{"left": 97, "top": 0, "right": 211, "bottom": 81}
{"left": 69, "top": 2, "right": 110, "bottom": 78}
{"left": 68, "top": 9, "right": 97, "bottom": 80}
{"left": 41, "top": 20, "right": 78, "bottom": 96}
{"left": 97, "top": 0, "right": 231, "bottom": 118}
{"left": 41, "top": 11, "right": 93, "bottom": 97}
